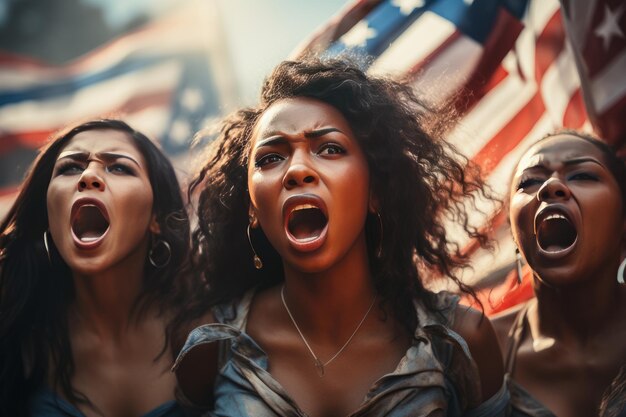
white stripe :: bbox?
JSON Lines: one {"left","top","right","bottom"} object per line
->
{"left": 590, "top": 51, "right": 626, "bottom": 113}
{"left": 540, "top": 40, "right": 582, "bottom": 124}
{"left": 0, "top": 61, "right": 181, "bottom": 132}
{"left": 410, "top": 36, "right": 483, "bottom": 105}
{"left": 526, "top": 0, "right": 560, "bottom": 36}
{"left": 369, "top": 11, "right": 456, "bottom": 76}
{"left": 448, "top": 69, "right": 537, "bottom": 159}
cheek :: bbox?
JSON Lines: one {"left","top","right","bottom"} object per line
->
{"left": 509, "top": 194, "right": 535, "bottom": 243}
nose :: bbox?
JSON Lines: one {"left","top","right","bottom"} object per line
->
{"left": 282, "top": 154, "right": 318, "bottom": 190}
{"left": 77, "top": 165, "right": 105, "bottom": 192}
{"left": 537, "top": 177, "right": 570, "bottom": 202}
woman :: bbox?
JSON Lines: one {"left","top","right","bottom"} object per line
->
{"left": 0, "top": 120, "right": 192, "bottom": 416}
{"left": 174, "top": 58, "right": 507, "bottom": 416}
{"left": 493, "top": 131, "right": 626, "bottom": 417}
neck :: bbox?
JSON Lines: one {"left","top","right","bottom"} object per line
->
{"left": 282, "top": 235, "right": 376, "bottom": 343}
{"left": 70, "top": 248, "right": 148, "bottom": 342}
{"left": 532, "top": 261, "right": 623, "bottom": 343}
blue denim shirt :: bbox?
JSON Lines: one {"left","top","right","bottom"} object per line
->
{"left": 174, "top": 290, "right": 509, "bottom": 417}
{"left": 29, "top": 387, "right": 182, "bottom": 417}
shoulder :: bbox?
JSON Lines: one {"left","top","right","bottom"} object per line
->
{"left": 451, "top": 304, "right": 504, "bottom": 402}
{"left": 491, "top": 302, "right": 527, "bottom": 355}
{"left": 173, "top": 309, "right": 219, "bottom": 408}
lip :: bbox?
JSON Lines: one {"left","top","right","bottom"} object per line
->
{"left": 533, "top": 204, "right": 578, "bottom": 259}
{"left": 70, "top": 197, "right": 110, "bottom": 250}
{"left": 282, "top": 193, "right": 329, "bottom": 252}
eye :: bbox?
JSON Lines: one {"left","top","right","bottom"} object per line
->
{"left": 255, "top": 153, "right": 284, "bottom": 168}
{"left": 56, "top": 162, "right": 84, "bottom": 176}
{"left": 106, "top": 163, "right": 135, "bottom": 175}
{"left": 318, "top": 143, "right": 345, "bottom": 156}
{"left": 569, "top": 172, "right": 597, "bottom": 181}
{"left": 517, "top": 177, "right": 544, "bottom": 190}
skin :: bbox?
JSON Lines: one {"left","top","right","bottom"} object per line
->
{"left": 493, "top": 134, "right": 626, "bottom": 417}
{"left": 46, "top": 129, "right": 176, "bottom": 417}
{"left": 178, "top": 97, "right": 504, "bottom": 416}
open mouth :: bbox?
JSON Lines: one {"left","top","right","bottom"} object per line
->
{"left": 535, "top": 213, "right": 577, "bottom": 253}
{"left": 287, "top": 204, "right": 328, "bottom": 242}
{"left": 71, "top": 204, "right": 110, "bottom": 244}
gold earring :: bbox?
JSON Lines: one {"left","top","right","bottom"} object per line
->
{"left": 376, "top": 212, "right": 383, "bottom": 259}
{"left": 247, "top": 223, "right": 263, "bottom": 270}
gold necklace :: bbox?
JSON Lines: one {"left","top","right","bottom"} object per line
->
{"left": 280, "top": 285, "right": 377, "bottom": 377}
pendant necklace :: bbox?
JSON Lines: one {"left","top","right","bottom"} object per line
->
{"left": 280, "top": 285, "right": 377, "bottom": 377}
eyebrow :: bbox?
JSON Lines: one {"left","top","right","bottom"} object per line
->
{"left": 56, "top": 151, "right": 141, "bottom": 167}
{"left": 255, "top": 127, "right": 343, "bottom": 148}
{"left": 524, "top": 157, "right": 604, "bottom": 171}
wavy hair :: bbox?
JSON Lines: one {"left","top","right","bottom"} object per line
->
{"left": 0, "top": 119, "right": 190, "bottom": 416}
{"left": 187, "top": 58, "right": 494, "bottom": 330}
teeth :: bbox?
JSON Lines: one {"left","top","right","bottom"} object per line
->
{"left": 292, "top": 204, "right": 318, "bottom": 212}
{"left": 80, "top": 236, "right": 100, "bottom": 243}
{"left": 542, "top": 213, "right": 567, "bottom": 222}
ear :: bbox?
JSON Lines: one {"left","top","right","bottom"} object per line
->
{"left": 248, "top": 204, "right": 259, "bottom": 228}
{"left": 149, "top": 214, "right": 161, "bottom": 234}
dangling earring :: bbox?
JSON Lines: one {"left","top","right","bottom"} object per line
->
{"left": 247, "top": 223, "right": 263, "bottom": 269}
{"left": 515, "top": 248, "right": 524, "bottom": 284}
{"left": 376, "top": 212, "right": 383, "bottom": 259}
{"left": 149, "top": 239, "right": 171, "bottom": 268}
{"left": 43, "top": 230, "right": 52, "bottom": 263}
{"left": 618, "top": 257, "right": 626, "bottom": 284}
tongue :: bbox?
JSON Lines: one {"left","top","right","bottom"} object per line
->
{"left": 537, "top": 217, "right": 577, "bottom": 252}
{"left": 73, "top": 205, "right": 109, "bottom": 242}
{"left": 288, "top": 208, "right": 326, "bottom": 241}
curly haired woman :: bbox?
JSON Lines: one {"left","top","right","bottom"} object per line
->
{"left": 174, "top": 58, "right": 507, "bottom": 417}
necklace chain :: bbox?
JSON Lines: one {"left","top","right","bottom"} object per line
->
{"left": 280, "top": 285, "right": 376, "bottom": 377}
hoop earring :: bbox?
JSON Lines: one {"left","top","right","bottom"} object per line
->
{"left": 515, "top": 248, "right": 524, "bottom": 284}
{"left": 376, "top": 212, "right": 383, "bottom": 259}
{"left": 149, "top": 239, "right": 171, "bottom": 268}
{"left": 247, "top": 223, "right": 263, "bottom": 270}
{"left": 618, "top": 257, "right": 626, "bottom": 284}
{"left": 43, "top": 230, "right": 52, "bottom": 263}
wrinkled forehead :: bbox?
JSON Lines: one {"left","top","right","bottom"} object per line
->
{"left": 58, "top": 129, "right": 146, "bottom": 164}
{"left": 515, "top": 134, "right": 608, "bottom": 173}
{"left": 251, "top": 97, "right": 353, "bottom": 142}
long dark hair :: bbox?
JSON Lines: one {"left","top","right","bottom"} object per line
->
{"left": 186, "top": 58, "right": 495, "bottom": 329}
{"left": 0, "top": 119, "right": 190, "bottom": 416}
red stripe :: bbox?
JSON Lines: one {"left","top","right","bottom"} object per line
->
{"left": 562, "top": 88, "right": 589, "bottom": 128}
{"left": 593, "top": 94, "right": 626, "bottom": 146}
{"left": 472, "top": 92, "right": 546, "bottom": 174}
{"left": 535, "top": 10, "right": 564, "bottom": 85}
{"left": 0, "top": 131, "right": 53, "bottom": 154}
{"left": 454, "top": 7, "right": 525, "bottom": 115}
{"left": 0, "top": 186, "right": 19, "bottom": 198}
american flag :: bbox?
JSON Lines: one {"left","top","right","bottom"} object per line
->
{"left": 293, "top": 0, "right": 626, "bottom": 312}
{"left": 0, "top": 0, "right": 236, "bottom": 219}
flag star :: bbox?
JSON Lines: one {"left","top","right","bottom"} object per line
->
{"left": 340, "top": 21, "right": 377, "bottom": 48}
{"left": 392, "top": 0, "right": 425, "bottom": 15}
{"left": 170, "top": 118, "right": 192, "bottom": 145}
{"left": 180, "top": 88, "right": 204, "bottom": 112}
{"left": 594, "top": 4, "right": 625, "bottom": 50}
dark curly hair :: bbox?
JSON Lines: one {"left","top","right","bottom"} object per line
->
{"left": 187, "top": 58, "right": 494, "bottom": 330}
{"left": 0, "top": 119, "right": 191, "bottom": 416}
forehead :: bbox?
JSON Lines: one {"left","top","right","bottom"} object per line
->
{"left": 60, "top": 129, "right": 144, "bottom": 160}
{"left": 516, "top": 134, "right": 607, "bottom": 171}
{"left": 252, "top": 97, "right": 353, "bottom": 139}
